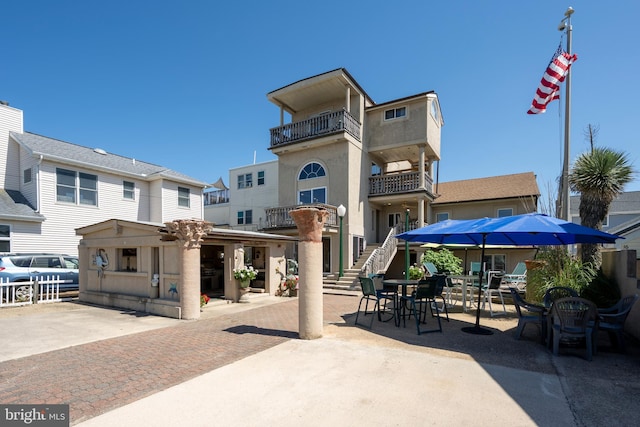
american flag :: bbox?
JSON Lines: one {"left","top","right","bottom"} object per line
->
{"left": 527, "top": 44, "right": 577, "bottom": 114}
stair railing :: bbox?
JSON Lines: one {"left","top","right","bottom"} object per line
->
{"left": 360, "top": 227, "right": 398, "bottom": 277}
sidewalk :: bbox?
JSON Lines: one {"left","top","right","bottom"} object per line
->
{"left": 1, "top": 294, "right": 639, "bottom": 426}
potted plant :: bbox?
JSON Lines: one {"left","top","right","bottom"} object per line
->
{"left": 200, "top": 293, "right": 210, "bottom": 308}
{"left": 233, "top": 266, "right": 257, "bottom": 288}
{"left": 408, "top": 264, "right": 424, "bottom": 280}
{"left": 284, "top": 273, "right": 299, "bottom": 297}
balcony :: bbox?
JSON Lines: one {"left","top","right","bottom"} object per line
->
{"left": 368, "top": 171, "right": 433, "bottom": 197}
{"left": 262, "top": 204, "right": 339, "bottom": 230}
{"left": 269, "top": 109, "right": 361, "bottom": 149}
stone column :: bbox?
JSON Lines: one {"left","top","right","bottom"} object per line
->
{"left": 290, "top": 206, "right": 329, "bottom": 340}
{"left": 165, "top": 219, "right": 210, "bottom": 320}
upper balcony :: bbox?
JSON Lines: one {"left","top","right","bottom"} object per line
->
{"left": 369, "top": 171, "right": 434, "bottom": 198}
{"left": 262, "top": 204, "right": 339, "bottom": 231}
{"left": 269, "top": 109, "right": 361, "bottom": 149}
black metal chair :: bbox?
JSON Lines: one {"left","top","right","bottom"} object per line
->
{"left": 509, "top": 288, "right": 547, "bottom": 343}
{"left": 550, "top": 297, "right": 598, "bottom": 361}
{"left": 399, "top": 277, "right": 448, "bottom": 334}
{"left": 355, "top": 276, "right": 396, "bottom": 329}
{"left": 596, "top": 294, "right": 638, "bottom": 353}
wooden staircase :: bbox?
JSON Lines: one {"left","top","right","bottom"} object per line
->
{"left": 323, "top": 245, "right": 378, "bottom": 292}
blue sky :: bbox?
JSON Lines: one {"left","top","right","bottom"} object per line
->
{"left": 3, "top": 1, "right": 639, "bottom": 204}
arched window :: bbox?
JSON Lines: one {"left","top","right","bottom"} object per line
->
{"left": 298, "top": 162, "right": 326, "bottom": 180}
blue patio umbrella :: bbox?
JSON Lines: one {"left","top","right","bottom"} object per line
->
{"left": 397, "top": 213, "right": 622, "bottom": 335}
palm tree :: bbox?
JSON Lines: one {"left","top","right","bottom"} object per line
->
{"left": 569, "top": 147, "right": 635, "bottom": 266}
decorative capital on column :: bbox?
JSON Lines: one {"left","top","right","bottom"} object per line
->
{"left": 165, "top": 219, "right": 212, "bottom": 249}
{"left": 289, "top": 207, "right": 329, "bottom": 243}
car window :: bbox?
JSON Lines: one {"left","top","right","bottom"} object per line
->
{"left": 32, "top": 257, "right": 62, "bottom": 268}
{"left": 64, "top": 257, "right": 79, "bottom": 269}
{"left": 9, "top": 256, "right": 33, "bottom": 267}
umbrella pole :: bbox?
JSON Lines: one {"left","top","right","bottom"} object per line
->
{"left": 462, "top": 234, "right": 493, "bottom": 335}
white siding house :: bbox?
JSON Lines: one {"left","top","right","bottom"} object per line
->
{"left": 0, "top": 102, "right": 208, "bottom": 255}
{"left": 204, "top": 160, "right": 278, "bottom": 231}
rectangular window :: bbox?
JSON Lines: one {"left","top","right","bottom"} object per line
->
{"left": 23, "top": 168, "right": 32, "bottom": 184}
{"left": 482, "top": 254, "right": 506, "bottom": 272}
{"left": 257, "top": 171, "right": 265, "bottom": 186}
{"left": 384, "top": 106, "right": 406, "bottom": 121}
{"left": 388, "top": 213, "right": 401, "bottom": 228}
{"left": 123, "top": 181, "right": 135, "bottom": 200}
{"left": 79, "top": 172, "right": 98, "bottom": 206}
{"left": 298, "top": 187, "right": 326, "bottom": 204}
{"left": 237, "top": 210, "right": 253, "bottom": 225}
{"left": 237, "top": 173, "right": 253, "bottom": 189}
{"left": 0, "top": 224, "right": 10, "bottom": 252}
{"left": 178, "top": 187, "right": 190, "bottom": 207}
{"left": 56, "top": 168, "right": 97, "bottom": 206}
{"left": 497, "top": 208, "right": 513, "bottom": 218}
{"left": 436, "top": 212, "right": 449, "bottom": 222}
{"left": 118, "top": 248, "right": 137, "bottom": 272}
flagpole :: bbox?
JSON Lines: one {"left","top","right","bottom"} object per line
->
{"left": 560, "top": 7, "right": 574, "bottom": 221}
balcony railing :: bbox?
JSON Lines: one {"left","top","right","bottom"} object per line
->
{"left": 269, "top": 109, "right": 361, "bottom": 148}
{"left": 368, "top": 172, "right": 433, "bottom": 196}
{"left": 263, "top": 204, "right": 338, "bottom": 230}
{"left": 203, "top": 189, "right": 229, "bottom": 206}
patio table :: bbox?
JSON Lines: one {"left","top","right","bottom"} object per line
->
{"left": 447, "top": 275, "right": 477, "bottom": 312}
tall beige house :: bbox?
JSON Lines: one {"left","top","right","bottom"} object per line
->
{"left": 262, "top": 68, "right": 443, "bottom": 279}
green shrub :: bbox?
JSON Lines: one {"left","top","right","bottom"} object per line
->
{"left": 420, "top": 249, "right": 463, "bottom": 275}
{"left": 526, "top": 246, "right": 597, "bottom": 304}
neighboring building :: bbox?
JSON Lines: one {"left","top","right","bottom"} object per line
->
{"left": 428, "top": 172, "right": 540, "bottom": 274}
{"left": 0, "top": 102, "right": 207, "bottom": 255}
{"left": 432, "top": 172, "right": 539, "bottom": 221}
{"left": 204, "top": 160, "right": 278, "bottom": 232}
{"left": 571, "top": 191, "right": 640, "bottom": 255}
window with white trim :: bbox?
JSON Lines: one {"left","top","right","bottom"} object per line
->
{"left": 123, "top": 181, "right": 135, "bottom": 200}
{"left": 299, "top": 162, "right": 326, "bottom": 180}
{"left": 237, "top": 173, "right": 253, "bottom": 189}
{"left": 0, "top": 224, "right": 10, "bottom": 252}
{"left": 257, "top": 170, "right": 265, "bottom": 186}
{"left": 178, "top": 187, "right": 190, "bottom": 208}
{"left": 237, "top": 210, "right": 253, "bottom": 225}
{"left": 299, "top": 188, "right": 326, "bottom": 204}
{"left": 23, "top": 168, "right": 32, "bottom": 184}
{"left": 436, "top": 212, "right": 449, "bottom": 222}
{"left": 497, "top": 208, "right": 513, "bottom": 217}
{"left": 384, "top": 106, "right": 406, "bottom": 121}
{"left": 56, "top": 168, "right": 97, "bottom": 206}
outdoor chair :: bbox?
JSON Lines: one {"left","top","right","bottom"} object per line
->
{"left": 423, "top": 262, "right": 438, "bottom": 277}
{"left": 481, "top": 272, "right": 507, "bottom": 317}
{"left": 509, "top": 288, "right": 547, "bottom": 343}
{"left": 596, "top": 294, "right": 639, "bottom": 353}
{"left": 355, "top": 276, "right": 396, "bottom": 329}
{"left": 501, "top": 262, "right": 527, "bottom": 293}
{"left": 399, "top": 276, "right": 448, "bottom": 334}
{"left": 543, "top": 286, "right": 578, "bottom": 308}
{"left": 550, "top": 297, "right": 598, "bottom": 361}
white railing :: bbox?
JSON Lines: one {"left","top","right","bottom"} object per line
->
{"left": 360, "top": 227, "right": 398, "bottom": 277}
{"left": 0, "top": 276, "right": 65, "bottom": 307}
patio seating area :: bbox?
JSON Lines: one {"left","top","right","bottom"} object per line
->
{"left": 356, "top": 273, "right": 639, "bottom": 363}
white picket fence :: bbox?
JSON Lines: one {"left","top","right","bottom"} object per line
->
{"left": 0, "top": 276, "right": 67, "bottom": 307}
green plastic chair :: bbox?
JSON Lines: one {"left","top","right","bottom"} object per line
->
{"left": 355, "top": 276, "right": 396, "bottom": 329}
{"left": 399, "top": 276, "right": 448, "bottom": 334}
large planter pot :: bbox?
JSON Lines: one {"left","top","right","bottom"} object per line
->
{"left": 238, "top": 279, "right": 251, "bottom": 303}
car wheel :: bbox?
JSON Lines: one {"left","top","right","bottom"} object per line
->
{"left": 15, "top": 285, "right": 32, "bottom": 302}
